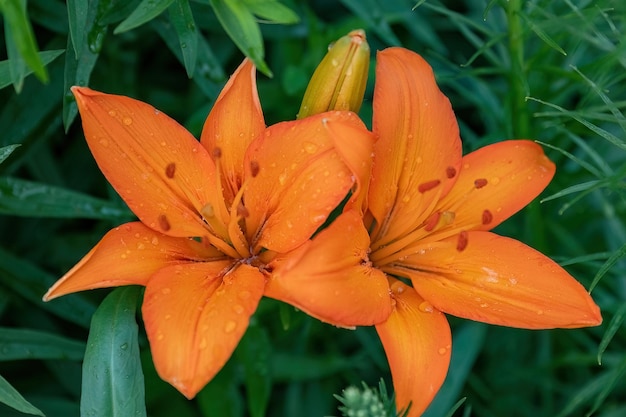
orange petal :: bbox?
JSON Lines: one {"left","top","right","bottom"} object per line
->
{"left": 375, "top": 279, "right": 451, "bottom": 417}
{"left": 43, "top": 222, "right": 222, "bottom": 301}
{"left": 429, "top": 140, "right": 555, "bottom": 239}
{"left": 72, "top": 87, "right": 223, "bottom": 237}
{"left": 142, "top": 262, "right": 265, "bottom": 398}
{"left": 265, "top": 210, "right": 391, "bottom": 327}
{"left": 200, "top": 59, "right": 265, "bottom": 203}
{"left": 368, "top": 47, "right": 462, "bottom": 247}
{"left": 243, "top": 111, "right": 374, "bottom": 253}
{"left": 396, "top": 231, "right": 602, "bottom": 329}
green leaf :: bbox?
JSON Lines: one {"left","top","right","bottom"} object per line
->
{"left": 81, "top": 287, "right": 147, "bottom": 417}
{"left": 241, "top": 0, "right": 299, "bottom": 24}
{"left": 597, "top": 302, "right": 626, "bottom": 365}
{"left": 168, "top": 0, "right": 198, "bottom": 77}
{"left": 197, "top": 360, "right": 244, "bottom": 417}
{"left": 0, "top": 247, "right": 97, "bottom": 328}
{"left": 66, "top": 0, "right": 88, "bottom": 58}
{"left": 209, "top": 0, "right": 271, "bottom": 77}
{"left": 339, "top": 0, "right": 401, "bottom": 46}
{"left": 0, "top": 176, "right": 132, "bottom": 219}
{"left": 0, "top": 49, "right": 64, "bottom": 90}
{"left": 0, "top": 374, "right": 44, "bottom": 416}
{"left": 0, "top": 0, "right": 48, "bottom": 90}
{"left": 0, "top": 144, "right": 20, "bottom": 164}
{"left": 0, "top": 328, "right": 85, "bottom": 361}
{"left": 236, "top": 326, "right": 272, "bottom": 417}
{"left": 114, "top": 0, "right": 175, "bottom": 34}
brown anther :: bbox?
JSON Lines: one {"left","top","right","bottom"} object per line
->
{"left": 474, "top": 178, "right": 488, "bottom": 189}
{"left": 165, "top": 162, "right": 176, "bottom": 179}
{"left": 212, "top": 147, "right": 222, "bottom": 159}
{"left": 418, "top": 179, "right": 441, "bottom": 193}
{"left": 250, "top": 160, "right": 260, "bottom": 178}
{"left": 482, "top": 209, "right": 493, "bottom": 225}
{"left": 446, "top": 166, "right": 457, "bottom": 179}
{"left": 237, "top": 204, "right": 250, "bottom": 218}
{"left": 456, "top": 230, "right": 468, "bottom": 251}
{"left": 158, "top": 214, "right": 171, "bottom": 232}
{"left": 424, "top": 211, "right": 441, "bottom": 232}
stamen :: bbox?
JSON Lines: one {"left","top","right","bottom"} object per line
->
{"left": 446, "top": 166, "right": 457, "bottom": 179}
{"left": 482, "top": 209, "right": 493, "bottom": 225}
{"left": 158, "top": 214, "right": 171, "bottom": 232}
{"left": 456, "top": 230, "right": 468, "bottom": 251}
{"left": 474, "top": 178, "right": 488, "bottom": 189}
{"left": 418, "top": 179, "right": 441, "bottom": 193}
{"left": 250, "top": 160, "right": 260, "bottom": 178}
{"left": 165, "top": 162, "right": 176, "bottom": 179}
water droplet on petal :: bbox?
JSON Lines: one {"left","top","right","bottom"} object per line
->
{"left": 199, "top": 337, "right": 208, "bottom": 349}
{"left": 233, "top": 304, "right": 244, "bottom": 314}
{"left": 418, "top": 301, "right": 434, "bottom": 313}
{"left": 161, "top": 287, "right": 171, "bottom": 294}
{"left": 122, "top": 117, "right": 132, "bottom": 125}
{"left": 303, "top": 141, "right": 318, "bottom": 154}
{"left": 108, "top": 110, "right": 117, "bottom": 117}
{"left": 239, "top": 290, "right": 251, "bottom": 300}
{"left": 224, "top": 320, "right": 236, "bottom": 333}
{"left": 99, "top": 138, "right": 109, "bottom": 147}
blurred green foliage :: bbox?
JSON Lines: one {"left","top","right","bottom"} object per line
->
{"left": 1, "top": 0, "right": 625, "bottom": 416}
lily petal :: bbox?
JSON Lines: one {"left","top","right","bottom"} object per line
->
{"left": 244, "top": 111, "right": 374, "bottom": 253}
{"left": 368, "top": 47, "right": 462, "bottom": 246}
{"left": 395, "top": 231, "right": 602, "bottom": 329}
{"left": 429, "top": 140, "right": 555, "bottom": 239}
{"left": 201, "top": 59, "right": 265, "bottom": 203}
{"left": 72, "top": 87, "right": 222, "bottom": 237}
{"left": 142, "top": 262, "right": 265, "bottom": 399}
{"left": 265, "top": 210, "right": 391, "bottom": 327}
{"left": 43, "top": 222, "right": 221, "bottom": 301}
{"left": 375, "top": 279, "right": 451, "bottom": 417}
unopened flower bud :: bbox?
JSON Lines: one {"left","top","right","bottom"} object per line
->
{"left": 298, "top": 29, "right": 370, "bottom": 119}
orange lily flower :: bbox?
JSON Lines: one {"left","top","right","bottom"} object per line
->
{"left": 267, "top": 47, "right": 602, "bottom": 416}
{"left": 43, "top": 59, "right": 391, "bottom": 398}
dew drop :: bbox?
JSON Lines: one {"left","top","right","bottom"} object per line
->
{"left": 224, "top": 320, "right": 237, "bottom": 333}
{"left": 120, "top": 343, "right": 128, "bottom": 350}
{"left": 161, "top": 287, "right": 171, "bottom": 294}
{"left": 122, "top": 117, "right": 132, "bottom": 125}
{"left": 199, "top": 337, "right": 208, "bottom": 349}
{"left": 108, "top": 110, "right": 117, "bottom": 117}
{"left": 239, "top": 290, "right": 251, "bottom": 300}
{"left": 99, "top": 138, "right": 109, "bottom": 147}
{"left": 151, "top": 236, "right": 159, "bottom": 245}
{"left": 233, "top": 304, "right": 244, "bottom": 314}
{"left": 303, "top": 142, "right": 318, "bottom": 154}
{"left": 156, "top": 332, "right": 164, "bottom": 341}
{"left": 438, "top": 347, "right": 448, "bottom": 355}
{"left": 418, "top": 301, "right": 434, "bottom": 313}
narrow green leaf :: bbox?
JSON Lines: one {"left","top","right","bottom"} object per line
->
{"left": 0, "top": 247, "right": 97, "bottom": 328}
{"left": 0, "top": 328, "right": 85, "bottom": 361}
{"left": 209, "top": 0, "right": 271, "bottom": 77}
{"left": 81, "top": 287, "right": 146, "bottom": 417}
{"left": 241, "top": 0, "right": 299, "bottom": 24}
{"left": 66, "top": 0, "right": 88, "bottom": 58}
{"left": 520, "top": 11, "right": 567, "bottom": 56}
{"left": 236, "top": 326, "right": 272, "bottom": 417}
{"left": 0, "top": 374, "right": 44, "bottom": 416}
{"left": 114, "top": 0, "right": 175, "bottom": 34}
{"left": 0, "top": 144, "right": 20, "bottom": 164}
{"left": 0, "top": 0, "right": 48, "bottom": 88}
{"left": 0, "top": 49, "right": 64, "bottom": 90}
{"left": 168, "top": 0, "right": 198, "bottom": 78}
{"left": 586, "top": 355, "right": 626, "bottom": 417}
{"left": 589, "top": 242, "right": 626, "bottom": 293}
{"left": 339, "top": 0, "right": 401, "bottom": 46}
{"left": 597, "top": 302, "right": 626, "bottom": 365}
{"left": 0, "top": 177, "right": 132, "bottom": 219}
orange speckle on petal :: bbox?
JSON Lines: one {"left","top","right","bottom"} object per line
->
{"left": 165, "top": 162, "right": 176, "bottom": 179}
{"left": 424, "top": 211, "right": 441, "bottom": 232}
{"left": 446, "top": 166, "right": 457, "bottom": 178}
{"left": 213, "top": 147, "right": 222, "bottom": 158}
{"left": 250, "top": 160, "right": 260, "bottom": 177}
{"left": 418, "top": 179, "right": 441, "bottom": 193}
{"left": 482, "top": 209, "right": 493, "bottom": 225}
{"left": 158, "top": 214, "right": 171, "bottom": 232}
{"left": 474, "top": 178, "right": 488, "bottom": 189}
{"left": 456, "top": 230, "right": 468, "bottom": 251}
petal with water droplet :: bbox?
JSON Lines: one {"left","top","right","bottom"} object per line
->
{"left": 375, "top": 278, "right": 451, "bottom": 417}
{"left": 142, "top": 262, "right": 264, "bottom": 399}
{"left": 399, "top": 231, "right": 602, "bottom": 329}
{"left": 43, "top": 222, "right": 222, "bottom": 301}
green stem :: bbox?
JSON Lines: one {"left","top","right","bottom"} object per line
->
{"left": 506, "top": 0, "right": 530, "bottom": 139}
{"left": 506, "top": 1, "right": 548, "bottom": 253}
